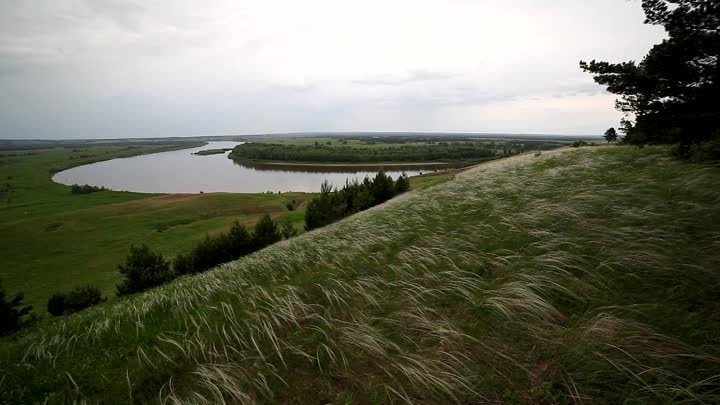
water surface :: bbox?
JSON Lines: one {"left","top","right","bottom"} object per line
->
{"left": 52, "top": 142, "right": 441, "bottom": 193}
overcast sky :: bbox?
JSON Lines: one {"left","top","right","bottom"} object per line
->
{"left": 0, "top": 0, "right": 665, "bottom": 139}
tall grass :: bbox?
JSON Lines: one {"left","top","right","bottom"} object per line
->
{"left": 2, "top": 146, "right": 719, "bottom": 404}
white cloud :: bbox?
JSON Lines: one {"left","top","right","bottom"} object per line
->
{"left": 0, "top": 0, "right": 665, "bottom": 138}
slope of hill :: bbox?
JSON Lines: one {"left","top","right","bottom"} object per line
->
{"left": 2, "top": 146, "right": 719, "bottom": 404}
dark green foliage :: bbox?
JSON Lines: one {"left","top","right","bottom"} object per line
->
{"left": 174, "top": 218, "right": 277, "bottom": 275}
{"left": 285, "top": 201, "right": 295, "bottom": 211}
{"left": 70, "top": 184, "right": 107, "bottom": 194}
{"left": 252, "top": 214, "right": 281, "bottom": 250}
{"left": 580, "top": 0, "right": 719, "bottom": 147}
{"left": 116, "top": 245, "right": 174, "bottom": 296}
{"left": 371, "top": 171, "right": 396, "bottom": 203}
{"left": 280, "top": 219, "right": 298, "bottom": 239}
{"left": 305, "top": 173, "right": 411, "bottom": 231}
{"left": 172, "top": 253, "right": 194, "bottom": 275}
{"left": 229, "top": 142, "right": 497, "bottom": 163}
{"left": 604, "top": 127, "right": 618, "bottom": 143}
{"left": 395, "top": 173, "right": 411, "bottom": 193}
{"left": 228, "top": 221, "right": 253, "bottom": 257}
{"left": 47, "top": 286, "right": 104, "bottom": 316}
{"left": 0, "top": 282, "right": 32, "bottom": 336}
{"left": 190, "top": 234, "right": 234, "bottom": 274}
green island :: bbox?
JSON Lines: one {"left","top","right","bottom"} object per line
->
{"left": 193, "top": 147, "right": 233, "bottom": 155}
{"left": 2, "top": 145, "right": 719, "bottom": 403}
{"left": 229, "top": 135, "right": 572, "bottom": 165}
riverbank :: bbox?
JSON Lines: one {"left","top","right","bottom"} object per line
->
{"left": 0, "top": 142, "right": 456, "bottom": 310}
{"left": 5, "top": 145, "right": 719, "bottom": 403}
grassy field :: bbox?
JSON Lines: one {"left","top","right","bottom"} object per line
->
{"left": 0, "top": 144, "right": 448, "bottom": 311}
{"left": 2, "top": 145, "right": 718, "bottom": 404}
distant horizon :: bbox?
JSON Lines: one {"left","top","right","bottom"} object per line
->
{"left": 0, "top": 131, "right": 603, "bottom": 142}
{"left": 0, "top": 1, "right": 663, "bottom": 139}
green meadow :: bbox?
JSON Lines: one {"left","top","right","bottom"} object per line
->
{"left": 0, "top": 143, "right": 447, "bottom": 310}
{"left": 2, "top": 145, "right": 718, "bottom": 403}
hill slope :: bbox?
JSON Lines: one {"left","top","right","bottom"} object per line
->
{"left": 2, "top": 146, "right": 719, "bottom": 404}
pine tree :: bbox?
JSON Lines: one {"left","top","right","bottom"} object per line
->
{"left": 0, "top": 282, "right": 32, "bottom": 335}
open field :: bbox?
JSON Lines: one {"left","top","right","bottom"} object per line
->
{"left": 2, "top": 145, "right": 718, "bottom": 403}
{"left": 0, "top": 143, "right": 449, "bottom": 310}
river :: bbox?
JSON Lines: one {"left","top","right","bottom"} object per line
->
{"left": 51, "top": 142, "right": 442, "bottom": 193}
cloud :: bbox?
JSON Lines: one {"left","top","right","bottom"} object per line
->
{"left": 0, "top": 0, "right": 665, "bottom": 139}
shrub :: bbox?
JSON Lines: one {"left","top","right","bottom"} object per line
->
{"left": 280, "top": 219, "right": 298, "bottom": 239}
{"left": 395, "top": 173, "right": 410, "bottom": 193}
{"left": 47, "top": 286, "right": 104, "bottom": 316}
{"left": 173, "top": 253, "right": 195, "bottom": 276}
{"left": 70, "top": 184, "right": 107, "bottom": 194}
{"left": 116, "top": 245, "right": 174, "bottom": 296}
{"left": 228, "top": 221, "right": 253, "bottom": 258}
{"left": 0, "top": 282, "right": 32, "bottom": 336}
{"left": 252, "top": 214, "right": 281, "bottom": 250}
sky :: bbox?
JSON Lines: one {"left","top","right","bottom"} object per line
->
{"left": 0, "top": 0, "right": 666, "bottom": 139}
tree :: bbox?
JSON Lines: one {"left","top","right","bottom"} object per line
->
{"left": 371, "top": 171, "right": 396, "bottom": 203}
{"left": 580, "top": 0, "right": 719, "bottom": 148}
{"left": 173, "top": 253, "right": 194, "bottom": 275}
{"left": 395, "top": 173, "right": 411, "bottom": 193}
{"left": 116, "top": 244, "right": 174, "bottom": 296}
{"left": 228, "top": 220, "right": 252, "bottom": 257}
{"left": 280, "top": 219, "right": 298, "bottom": 239}
{"left": 252, "top": 214, "right": 281, "bottom": 249}
{"left": 604, "top": 127, "right": 618, "bottom": 143}
{"left": 47, "top": 286, "right": 104, "bottom": 316}
{"left": 0, "top": 282, "right": 32, "bottom": 336}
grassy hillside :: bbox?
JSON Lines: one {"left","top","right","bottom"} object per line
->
{"left": 0, "top": 145, "right": 309, "bottom": 309}
{"left": 2, "top": 146, "right": 719, "bottom": 404}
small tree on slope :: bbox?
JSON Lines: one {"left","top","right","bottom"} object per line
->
{"left": 0, "top": 282, "right": 32, "bottom": 336}
{"left": 116, "top": 244, "right": 174, "bottom": 296}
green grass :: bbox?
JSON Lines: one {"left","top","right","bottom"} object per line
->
{"left": 0, "top": 145, "right": 311, "bottom": 310}
{"left": 2, "top": 145, "right": 719, "bottom": 404}
{"left": 0, "top": 145, "right": 447, "bottom": 311}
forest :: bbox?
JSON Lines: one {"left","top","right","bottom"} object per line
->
{"left": 230, "top": 141, "right": 501, "bottom": 163}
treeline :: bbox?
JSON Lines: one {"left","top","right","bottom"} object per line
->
{"left": 0, "top": 214, "right": 293, "bottom": 335}
{"left": 305, "top": 171, "right": 409, "bottom": 230}
{"left": 1, "top": 174, "right": 410, "bottom": 334}
{"left": 229, "top": 142, "right": 497, "bottom": 163}
{"left": 116, "top": 214, "right": 288, "bottom": 296}
{"left": 70, "top": 184, "right": 107, "bottom": 194}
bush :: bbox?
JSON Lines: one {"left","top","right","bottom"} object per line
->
{"left": 173, "top": 253, "right": 194, "bottom": 276}
{"left": 252, "top": 214, "right": 281, "bottom": 250}
{"left": 281, "top": 219, "right": 298, "bottom": 239}
{"left": 0, "top": 282, "right": 32, "bottom": 336}
{"left": 305, "top": 172, "right": 411, "bottom": 231}
{"left": 47, "top": 286, "right": 105, "bottom": 316}
{"left": 116, "top": 245, "right": 174, "bottom": 296}
{"left": 70, "top": 184, "right": 106, "bottom": 194}
{"left": 395, "top": 173, "right": 410, "bottom": 193}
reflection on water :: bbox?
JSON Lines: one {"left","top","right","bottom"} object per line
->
{"left": 52, "top": 142, "right": 441, "bottom": 194}
{"left": 231, "top": 160, "right": 449, "bottom": 173}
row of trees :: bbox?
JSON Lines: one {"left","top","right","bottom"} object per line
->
{"left": 70, "top": 184, "right": 107, "bottom": 194}
{"left": 2, "top": 173, "right": 410, "bottom": 334}
{"left": 581, "top": 0, "right": 719, "bottom": 155}
{"left": 305, "top": 171, "right": 410, "bottom": 230}
{"left": 116, "top": 214, "right": 287, "bottom": 296}
{"left": 229, "top": 142, "right": 497, "bottom": 163}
